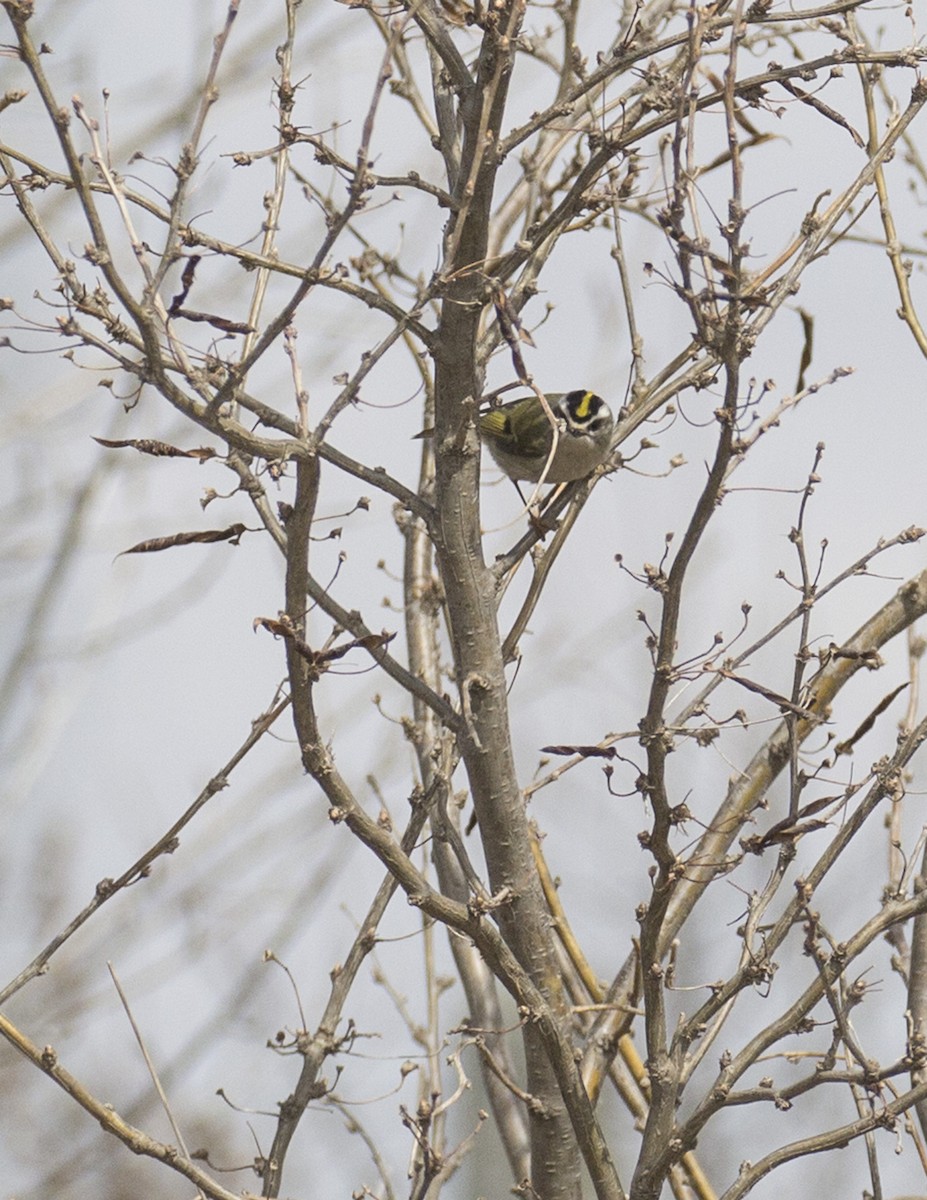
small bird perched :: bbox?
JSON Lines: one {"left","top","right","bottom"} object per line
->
{"left": 478, "top": 390, "right": 614, "bottom": 484}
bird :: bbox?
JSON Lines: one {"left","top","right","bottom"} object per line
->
{"left": 478, "top": 389, "right": 614, "bottom": 484}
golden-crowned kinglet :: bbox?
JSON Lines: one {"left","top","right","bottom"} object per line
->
{"left": 479, "top": 390, "right": 614, "bottom": 483}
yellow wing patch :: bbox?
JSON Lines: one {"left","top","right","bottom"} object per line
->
{"left": 479, "top": 409, "right": 513, "bottom": 439}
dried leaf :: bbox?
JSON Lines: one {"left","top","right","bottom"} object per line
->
{"left": 492, "top": 286, "right": 536, "bottom": 348}
{"left": 779, "top": 79, "right": 865, "bottom": 148}
{"left": 170, "top": 308, "right": 255, "bottom": 335}
{"left": 94, "top": 436, "right": 217, "bottom": 461}
{"left": 253, "top": 620, "right": 395, "bottom": 677}
{"left": 719, "top": 669, "right": 817, "bottom": 719}
{"left": 834, "top": 682, "right": 908, "bottom": 757}
{"left": 744, "top": 792, "right": 848, "bottom": 853}
{"left": 796, "top": 308, "right": 814, "bottom": 392}
{"left": 743, "top": 818, "right": 829, "bottom": 854}
{"left": 168, "top": 254, "right": 201, "bottom": 314}
{"left": 541, "top": 744, "right": 617, "bottom": 759}
{"left": 118, "top": 524, "right": 247, "bottom": 556}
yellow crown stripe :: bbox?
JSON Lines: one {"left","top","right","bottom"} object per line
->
{"left": 574, "top": 391, "right": 596, "bottom": 419}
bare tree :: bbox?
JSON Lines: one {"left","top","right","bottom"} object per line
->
{"left": 3, "top": 1, "right": 927, "bottom": 1198}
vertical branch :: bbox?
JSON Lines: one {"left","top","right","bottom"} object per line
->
{"left": 909, "top": 842, "right": 927, "bottom": 1144}
{"left": 890, "top": 628, "right": 925, "bottom": 893}
{"left": 608, "top": 166, "right": 646, "bottom": 401}
{"left": 783, "top": 446, "right": 826, "bottom": 822}
{"left": 260, "top": 793, "right": 433, "bottom": 1197}
{"left": 430, "top": 4, "right": 622, "bottom": 1197}
{"left": 632, "top": 10, "right": 749, "bottom": 1199}
{"left": 3, "top": 6, "right": 154, "bottom": 346}
{"left": 400, "top": 427, "right": 533, "bottom": 1177}
{"left": 150, "top": 1, "right": 241, "bottom": 294}
{"left": 850, "top": 13, "right": 927, "bottom": 360}
{"left": 238, "top": 0, "right": 298, "bottom": 368}
{"left": 211, "top": 22, "right": 400, "bottom": 405}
